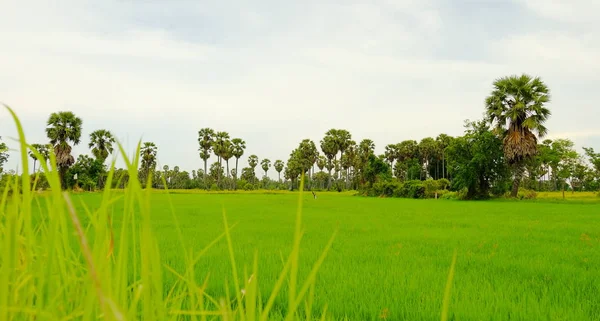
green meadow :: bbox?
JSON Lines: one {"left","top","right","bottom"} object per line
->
{"left": 63, "top": 191, "right": 600, "bottom": 321}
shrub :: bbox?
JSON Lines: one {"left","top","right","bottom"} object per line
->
{"left": 518, "top": 188, "right": 537, "bottom": 200}
{"left": 438, "top": 178, "right": 451, "bottom": 190}
{"left": 210, "top": 183, "right": 219, "bottom": 191}
{"left": 397, "top": 180, "right": 425, "bottom": 199}
{"left": 440, "top": 191, "right": 458, "bottom": 200}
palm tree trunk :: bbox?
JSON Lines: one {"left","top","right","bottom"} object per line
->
{"left": 510, "top": 164, "right": 525, "bottom": 198}
{"left": 33, "top": 159, "right": 37, "bottom": 174}
{"left": 442, "top": 152, "right": 445, "bottom": 179}
{"left": 234, "top": 157, "right": 239, "bottom": 190}
{"left": 204, "top": 160, "right": 208, "bottom": 190}
{"left": 226, "top": 160, "right": 230, "bottom": 189}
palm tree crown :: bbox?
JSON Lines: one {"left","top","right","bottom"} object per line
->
{"left": 89, "top": 129, "right": 115, "bottom": 162}
{"left": 486, "top": 74, "right": 551, "bottom": 163}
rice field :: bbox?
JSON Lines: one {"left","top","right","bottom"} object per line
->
{"left": 59, "top": 190, "right": 600, "bottom": 321}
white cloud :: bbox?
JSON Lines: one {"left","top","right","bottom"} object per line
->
{"left": 1, "top": 0, "right": 599, "bottom": 175}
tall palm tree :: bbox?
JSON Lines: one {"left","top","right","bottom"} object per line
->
{"left": 231, "top": 138, "right": 246, "bottom": 180}
{"left": 140, "top": 142, "right": 158, "bottom": 186}
{"left": 248, "top": 155, "right": 259, "bottom": 184}
{"left": 46, "top": 111, "right": 83, "bottom": 188}
{"left": 320, "top": 134, "right": 337, "bottom": 190}
{"left": 221, "top": 140, "right": 233, "bottom": 180}
{"left": 486, "top": 74, "right": 551, "bottom": 197}
{"left": 261, "top": 158, "right": 271, "bottom": 178}
{"left": 89, "top": 129, "right": 115, "bottom": 163}
{"left": 212, "top": 131, "right": 230, "bottom": 186}
{"left": 29, "top": 143, "right": 46, "bottom": 173}
{"left": 274, "top": 160, "right": 284, "bottom": 182}
{"left": 198, "top": 128, "right": 215, "bottom": 187}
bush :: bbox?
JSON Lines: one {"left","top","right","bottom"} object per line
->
{"left": 516, "top": 188, "right": 537, "bottom": 200}
{"left": 210, "top": 183, "right": 219, "bottom": 191}
{"left": 423, "top": 179, "right": 440, "bottom": 198}
{"left": 396, "top": 180, "right": 425, "bottom": 199}
{"left": 438, "top": 178, "right": 450, "bottom": 190}
{"left": 440, "top": 191, "right": 458, "bottom": 200}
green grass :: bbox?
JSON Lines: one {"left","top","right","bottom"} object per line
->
{"left": 2, "top": 105, "right": 599, "bottom": 321}
{"left": 60, "top": 191, "right": 600, "bottom": 321}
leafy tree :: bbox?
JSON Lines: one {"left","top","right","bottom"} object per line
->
{"left": 446, "top": 120, "right": 510, "bottom": 199}
{"left": 0, "top": 137, "right": 8, "bottom": 174}
{"left": 363, "top": 154, "right": 392, "bottom": 186}
{"left": 140, "top": 142, "right": 157, "bottom": 186}
{"left": 89, "top": 129, "right": 115, "bottom": 163}
{"left": 46, "top": 111, "right": 83, "bottom": 189}
{"left": 198, "top": 128, "right": 215, "bottom": 186}
{"left": 486, "top": 74, "right": 551, "bottom": 197}
{"left": 209, "top": 162, "right": 225, "bottom": 182}
{"left": 274, "top": 160, "right": 284, "bottom": 182}
{"left": 583, "top": 147, "right": 600, "bottom": 189}
{"left": 550, "top": 139, "right": 578, "bottom": 197}
{"left": 66, "top": 155, "right": 105, "bottom": 190}
{"left": 261, "top": 158, "right": 271, "bottom": 177}
{"left": 240, "top": 167, "right": 256, "bottom": 184}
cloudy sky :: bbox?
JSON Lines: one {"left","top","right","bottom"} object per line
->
{"left": 1, "top": 0, "right": 599, "bottom": 175}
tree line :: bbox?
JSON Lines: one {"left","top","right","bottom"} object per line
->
{"left": 1, "top": 74, "right": 599, "bottom": 199}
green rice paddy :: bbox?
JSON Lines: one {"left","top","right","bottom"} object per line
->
{"left": 66, "top": 191, "right": 600, "bottom": 321}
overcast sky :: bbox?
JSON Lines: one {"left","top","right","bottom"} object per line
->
{"left": 1, "top": 0, "right": 599, "bottom": 175}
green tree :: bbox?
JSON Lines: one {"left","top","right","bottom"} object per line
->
{"left": 198, "top": 128, "right": 215, "bottom": 186}
{"left": 212, "top": 131, "right": 230, "bottom": 186}
{"left": 446, "top": 120, "right": 510, "bottom": 199}
{"left": 248, "top": 155, "right": 259, "bottom": 184}
{"left": 274, "top": 160, "right": 284, "bottom": 183}
{"left": 88, "top": 129, "right": 115, "bottom": 163}
{"left": 435, "top": 134, "right": 453, "bottom": 179}
{"left": 320, "top": 133, "right": 337, "bottom": 190}
{"left": 140, "top": 142, "right": 157, "bottom": 186}
{"left": 261, "top": 158, "right": 271, "bottom": 177}
{"left": 0, "top": 137, "right": 8, "bottom": 174}
{"left": 29, "top": 143, "right": 47, "bottom": 173}
{"left": 46, "top": 111, "right": 83, "bottom": 189}
{"left": 486, "top": 74, "right": 551, "bottom": 197}
{"left": 551, "top": 139, "right": 578, "bottom": 198}
{"left": 231, "top": 138, "right": 246, "bottom": 183}
{"left": 418, "top": 137, "right": 437, "bottom": 180}
{"left": 384, "top": 144, "right": 399, "bottom": 171}
{"left": 583, "top": 147, "right": 600, "bottom": 189}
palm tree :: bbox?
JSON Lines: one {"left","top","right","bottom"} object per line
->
{"left": 261, "top": 158, "right": 271, "bottom": 178}
{"left": 198, "top": 128, "right": 215, "bottom": 187}
{"left": 320, "top": 134, "right": 337, "bottom": 190}
{"left": 46, "top": 111, "right": 83, "bottom": 188}
{"left": 29, "top": 143, "right": 46, "bottom": 173}
{"left": 89, "top": 129, "right": 115, "bottom": 163}
{"left": 486, "top": 74, "right": 551, "bottom": 197}
{"left": 221, "top": 140, "right": 233, "bottom": 184}
{"left": 212, "top": 131, "right": 230, "bottom": 186}
{"left": 274, "top": 160, "right": 284, "bottom": 182}
{"left": 231, "top": 138, "right": 246, "bottom": 185}
{"left": 248, "top": 155, "right": 259, "bottom": 184}
{"left": 140, "top": 142, "right": 158, "bottom": 186}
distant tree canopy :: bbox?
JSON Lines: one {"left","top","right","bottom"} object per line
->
{"left": 4, "top": 73, "right": 600, "bottom": 197}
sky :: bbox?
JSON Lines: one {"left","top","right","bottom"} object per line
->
{"left": 1, "top": 0, "right": 599, "bottom": 176}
